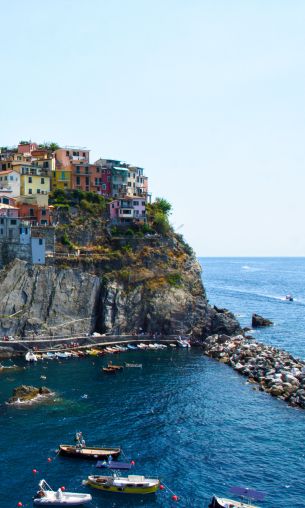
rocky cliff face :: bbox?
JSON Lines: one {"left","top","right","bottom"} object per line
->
{"left": 0, "top": 246, "right": 241, "bottom": 339}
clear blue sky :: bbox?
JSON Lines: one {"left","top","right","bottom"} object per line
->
{"left": 1, "top": 0, "right": 304, "bottom": 256}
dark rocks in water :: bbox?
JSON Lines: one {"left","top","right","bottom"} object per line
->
{"left": 208, "top": 307, "right": 241, "bottom": 336}
{"left": 7, "top": 385, "right": 52, "bottom": 404}
{"left": 252, "top": 313, "right": 273, "bottom": 328}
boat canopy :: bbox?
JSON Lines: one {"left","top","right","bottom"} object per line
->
{"left": 229, "top": 486, "right": 266, "bottom": 501}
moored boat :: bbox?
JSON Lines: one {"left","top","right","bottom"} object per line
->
{"left": 33, "top": 479, "right": 92, "bottom": 506}
{"left": 127, "top": 344, "right": 138, "bottom": 350}
{"left": 125, "top": 363, "right": 142, "bottom": 368}
{"left": 209, "top": 487, "right": 266, "bottom": 508}
{"left": 85, "top": 474, "right": 160, "bottom": 494}
{"left": 59, "top": 444, "right": 121, "bottom": 460}
{"left": 107, "top": 363, "right": 124, "bottom": 370}
{"left": 103, "top": 367, "right": 117, "bottom": 374}
{"left": 25, "top": 350, "right": 38, "bottom": 362}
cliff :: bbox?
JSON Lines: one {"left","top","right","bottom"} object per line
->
{"left": 0, "top": 193, "right": 240, "bottom": 339}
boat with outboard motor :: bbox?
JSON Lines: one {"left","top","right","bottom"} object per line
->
{"left": 209, "top": 486, "right": 266, "bottom": 508}
{"left": 85, "top": 474, "right": 160, "bottom": 494}
{"left": 33, "top": 479, "right": 92, "bottom": 506}
{"left": 177, "top": 336, "right": 191, "bottom": 348}
{"left": 285, "top": 294, "right": 293, "bottom": 302}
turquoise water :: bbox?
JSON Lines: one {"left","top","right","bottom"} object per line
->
{"left": 1, "top": 258, "right": 305, "bottom": 507}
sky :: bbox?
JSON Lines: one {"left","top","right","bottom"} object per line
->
{"left": 1, "top": 0, "right": 304, "bottom": 256}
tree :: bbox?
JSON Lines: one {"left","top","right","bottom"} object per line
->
{"left": 154, "top": 197, "right": 172, "bottom": 216}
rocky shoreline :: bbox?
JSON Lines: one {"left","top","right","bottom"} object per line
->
{"left": 6, "top": 385, "right": 53, "bottom": 405}
{"left": 203, "top": 334, "right": 305, "bottom": 409}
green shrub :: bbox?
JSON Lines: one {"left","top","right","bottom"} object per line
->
{"left": 166, "top": 273, "right": 182, "bottom": 287}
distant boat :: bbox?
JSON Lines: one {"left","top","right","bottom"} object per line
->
{"left": 209, "top": 486, "right": 266, "bottom": 508}
{"left": 127, "top": 344, "right": 138, "bottom": 350}
{"left": 25, "top": 350, "right": 38, "bottom": 362}
{"left": 125, "top": 363, "right": 142, "bottom": 368}
{"left": 107, "top": 363, "right": 124, "bottom": 370}
{"left": 85, "top": 474, "right": 160, "bottom": 494}
{"left": 103, "top": 367, "right": 117, "bottom": 374}
{"left": 285, "top": 294, "right": 293, "bottom": 302}
{"left": 33, "top": 479, "right": 92, "bottom": 506}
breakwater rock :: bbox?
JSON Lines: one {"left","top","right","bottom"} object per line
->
{"left": 7, "top": 385, "right": 53, "bottom": 405}
{"left": 203, "top": 334, "right": 305, "bottom": 409}
{"left": 252, "top": 313, "right": 273, "bottom": 327}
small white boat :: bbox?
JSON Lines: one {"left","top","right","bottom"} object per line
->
{"left": 33, "top": 479, "right": 92, "bottom": 506}
{"left": 209, "top": 486, "right": 266, "bottom": 508}
{"left": 177, "top": 337, "right": 190, "bottom": 348}
{"left": 125, "top": 363, "right": 142, "bottom": 368}
{"left": 285, "top": 294, "right": 293, "bottom": 302}
{"left": 55, "top": 352, "right": 72, "bottom": 359}
{"left": 169, "top": 343, "right": 177, "bottom": 348}
{"left": 25, "top": 350, "right": 38, "bottom": 362}
{"left": 148, "top": 344, "right": 158, "bottom": 350}
{"left": 137, "top": 343, "right": 148, "bottom": 349}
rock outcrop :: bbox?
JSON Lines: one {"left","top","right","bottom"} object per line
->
{"left": 0, "top": 249, "right": 241, "bottom": 340}
{"left": 203, "top": 334, "right": 305, "bottom": 409}
{"left": 252, "top": 313, "right": 273, "bottom": 328}
{"left": 7, "top": 385, "right": 52, "bottom": 404}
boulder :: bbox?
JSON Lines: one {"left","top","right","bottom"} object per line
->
{"left": 252, "top": 314, "right": 273, "bottom": 328}
{"left": 7, "top": 385, "right": 52, "bottom": 404}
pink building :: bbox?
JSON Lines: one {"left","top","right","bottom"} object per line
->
{"left": 18, "top": 142, "right": 38, "bottom": 155}
{"left": 109, "top": 197, "right": 146, "bottom": 224}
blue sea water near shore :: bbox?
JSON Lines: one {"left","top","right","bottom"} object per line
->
{"left": 0, "top": 257, "right": 304, "bottom": 508}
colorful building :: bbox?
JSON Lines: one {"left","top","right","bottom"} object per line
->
{"left": 109, "top": 197, "right": 146, "bottom": 224}
{"left": 0, "top": 170, "right": 21, "bottom": 198}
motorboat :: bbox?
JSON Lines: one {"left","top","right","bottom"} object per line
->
{"left": 285, "top": 294, "right": 293, "bottom": 302}
{"left": 55, "top": 352, "right": 72, "bottom": 359}
{"left": 107, "top": 363, "right": 124, "bottom": 370}
{"left": 85, "top": 474, "right": 160, "bottom": 494}
{"left": 25, "top": 350, "right": 38, "bottom": 362}
{"left": 209, "top": 486, "right": 266, "bottom": 508}
{"left": 125, "top": 363, "right": 142, "bottom": 368}
{"left": 177, "top": 337, "right": 191, "bottom": 348}
{"left": 33, "top": 479, "right": 92, "bottom": 506}
{"left": 169, "top": 343, "right": 177, "bottom": 347}
{"left": 127, "top": 344, "right": 138, "bottom": 350}
{"left": 137, "top": 343, "right": 148, "bottom": 349}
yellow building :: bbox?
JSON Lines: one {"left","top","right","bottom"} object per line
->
{"left": 12, "top": 162, "right": 50, "bottom": 197}
{"left": 51, "top": 167, "right": 72, "bottom": 190}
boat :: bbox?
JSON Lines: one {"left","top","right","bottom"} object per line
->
{"left": 33, "top": 479, "right": 92, "bottom": 506}
{"left": 96, "top": 460, "right": 133, "bottom": 470}
{"left": 148, "top": 344, "right": 158, "bottom": 350}
{"left": 209, "top": 487, "right": 266, "bottom": 508}
{"left": 103, "top": 367, "right": 117, "bottom": 374}
{"left": 169, "top": 343, "right": 177, "bottom": 347}
{"left": 127, "top": 344, "right": 138, "bottom": 350}
{"left": 177, "top": 337, "right": 191, "bottom": 348}
{"left": 55, "top": 352, "right": 72, "bottom": 359}
{"left": 125, "top": 363, "right": 142, "bottom": 368}
{"left": 107, "top": 363, "right": 124, "bottom": 370}
{"left": 85, "top": 474, "right": 160, "bottom": 494}
{"left": 59, "top": 444, "right": 121, "bottom": 460}
{"left": 25, "top": 350, "right": 38, "bottom": 362}
{"left": 285, "top": 294, "right": 293, "bottom": 302}
{"left": 137, "top": 343, "right": 148, "bottom": 349}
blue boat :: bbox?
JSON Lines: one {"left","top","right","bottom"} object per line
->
{"left": 209, "top": 487, "right": 266, "bottom": 508}
{"left": 127, "top": 344, "right": 138, "bottom": 350}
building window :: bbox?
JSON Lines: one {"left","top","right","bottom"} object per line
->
{"left": 66, "top": 151, "right": 69, "bottom": 156}
{"left": 76, "top": 166, "right": 80, "bottom": 173}
{"left": 41, "top": 178, "right": 45, "bottom": 184}
{"left": 0, "top": 228, "right": 3, "bottom": 234}
{"left": 29, "top": 189, "right": 32, "bottom": 194}
{"left": 29, "top": 209, "right": 34, "bottom": 217}
{"left": 76, "top": 176, "right": 80, "bottom": 185}
{"left": 85, "top": 177, "right": 89, "bottom": 185}
{"left": 41, "top": 209, "right": 46, "bottom": 216}
{"left": 10, "top": 219, "right": 17, "bottom": 225}
{"left": 85, "top": 167, "right": 89, "bottom": 174}
{"left": 83, "top": 152, "right": 86, "bottom": 157}
{"left": 28, "top": 176, "right": 32, "bottom": 183}
{"left": 37, "top": 189, "right": 41, "bottom": 194}
{"left": 0, "top": 219, "right": 3, "bottom": 224}
{"left": 39, "top": 238, "right": 43, "bottom": 245}
{"left": 102, "top": 183, "right": 106, "bottom": 190}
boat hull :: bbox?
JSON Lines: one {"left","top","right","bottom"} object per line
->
{"left": 209, "top": 496, "right": 260, "bottom": 508}
{"left": 33, "top": 492, "right": 92, "bottom": 506}
{"left": 87, "top": 479, "right": 160, "bottom": 494}
{"left": 59, "top": 445, "right": 121, "bottom": 460}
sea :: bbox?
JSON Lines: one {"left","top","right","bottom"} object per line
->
{"left": 0, "top": 257, "right": 304, "bottom": 508}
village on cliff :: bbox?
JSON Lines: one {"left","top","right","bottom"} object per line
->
{"left": 0, "top": 141, "right": 150, "bottom": 265}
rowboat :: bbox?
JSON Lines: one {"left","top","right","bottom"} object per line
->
{"left": 125, "top": 363, "right": 142, "bottom": 368}
{"left": 33, "top": 479, "right": 92, "bottom": 506}
{"left": 103, "top": 367, "right": 117, "bottom": 374}
{"left": 107, "top": 364, "right": 124, "bottom": 370}
{"left": 209, "top": 487, "right": 266, "bottom": 508}
{"left": 85, "top": 474, "right": 160, "bottom": 494}
{"left": 59, "top": 444, "right": 121, "bottom": 460}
